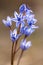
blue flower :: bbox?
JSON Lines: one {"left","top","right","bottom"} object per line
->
{"left": 25, "top": 8, "right": 33, "bottom": 16}
{"left": 19, "top": 4, "right": 26, "bottom": 13}
{"left": 20, "top": 26, "right": 35, "bottom": 36}
{"left": 2, "top": 16, "right": 12, "bottom": 27}
{"left": 20, "top": 39, "right": 32, "bottom": 50}
{"left": 27, "top": 15, "right": 37, "bottom": 26}
{"left": 19, "top": 4, "right": 32, "bottom": 14}
{"left": 24, "top": 13, "right": 37, "bottom": 26}
{"left": 12, "top": 11, "right": 25, "bottom": 28}
{"left": 10, "top": 29, "right": 21, "bottom": 42}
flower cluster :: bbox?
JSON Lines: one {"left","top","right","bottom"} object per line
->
{"left": 2, "top": 4, "right": 38, "bottom": 50}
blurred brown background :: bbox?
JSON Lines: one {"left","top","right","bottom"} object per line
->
{"left": 0, "top": 0, "right": 43, "bottom": 65}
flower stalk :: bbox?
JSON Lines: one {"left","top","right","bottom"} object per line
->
{"left": 11, "top": 42, "right": 14, "bottom": 65}
{"left": 17, "top": 50, "right": 24, "bottom": 65}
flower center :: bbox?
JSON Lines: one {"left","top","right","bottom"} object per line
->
{"left": 18, "top": 17, "right": 21, "bottom": 21}
{"left": 29, "top": 22, "right": 32, "bottom": 26}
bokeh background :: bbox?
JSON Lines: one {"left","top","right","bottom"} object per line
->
{"left": 0, "top": 0, "right": 43, "bottom": 65}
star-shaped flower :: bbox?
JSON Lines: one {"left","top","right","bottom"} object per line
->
{"left": 12, "top": 11, "right": 25, "bottom": 28}
{"left": 10, "top": 29, "right": 21, "bottom": 42}
{"left": 24, "top": 13, "right": 37, "bottom": 26}
{"left": 27, "top": 15, "right": 37, "bottom": 26}
{"left": 20, "top": 26, "right": 35, "bottom": 36}
{"left": 20, "top": 24, "right": 38, "bottom": 36}
{"left": 20, "top": 39, "right": 32, "bottom": 50}
{"left": 2, "top": 16, "right": 12, "bottom": 27}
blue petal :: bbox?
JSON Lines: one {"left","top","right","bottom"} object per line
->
{"left": 11, "top": 18, "right": 17, "bottom": 22}
{"left": 20, "top": 25, "right": 35, "bottom": 36}
{"left": 25, "top": 8, "right": 33, "bottom": 15}
{"left": 2, "top": 19, "right": 12, "bottom": 27}
{"left": 13, "top": 29, "right": 17, "bottom": 36}
{"left": 20, "top": 27, "right": 25, "bottom": 34}
{"left": 28, "top": 19, "right": 37, "bottom": 26}
{"left": 14, "top": 11, "right": 18, "bottom": 18}
{"left": 31, "top": 25, "right": 39, "bottom": 29}
{"left": 10, "top": 29, "right": 21, "bottom": 42}
{"left": 25, "top": 41, "right": 32, "bottom": 49}
{"left": 2, "top": 16, "right": 12, "bottom": 27}
{"left": 7, "top": 16, "right": 12, "bottom": 21}
{"left": 20, "top": 39, "right": 27, "bottom": 50}
{"left": 20, "top": 39, "right": 32, "bottom": 50}
{"left": 16, "top": 34, "right": 22, "bottom": 40}
{"left": 10, "top": 29, "right": 17, "bottom": 42}
{"left": 19, "top": 4, "right": 26, "bottom": 13}
{"left": 10, "top": 31, "right": 16, "bottom": 42}
{"left": 16, "top": 21, "right": 20, "bottom": 28}
{"left": 24, "top": 27, "right": 35, "bottom": 36}
{"left": 26, "top": 14, "right": 35, "bottom": 21}
{"left": 21, "top": 21, "right": 25, "bottom": 28}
